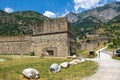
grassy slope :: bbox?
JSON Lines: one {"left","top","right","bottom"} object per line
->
{"left": 0, "top": 56, "right": 98, "bottom": 80}
{"left": 0, "top": 10, "right": 48, "bottom": 36}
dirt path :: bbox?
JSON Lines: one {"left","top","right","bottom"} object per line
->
{"left": 82, "top": 47, "right": 120, "bottom": 80}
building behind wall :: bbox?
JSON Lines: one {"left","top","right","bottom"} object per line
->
{"left": 0, "top": 17, "right": 76, "bottom": 57}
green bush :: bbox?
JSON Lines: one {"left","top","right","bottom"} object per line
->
{"left": 108, "top": 44, "right": 114, "bottom": 48}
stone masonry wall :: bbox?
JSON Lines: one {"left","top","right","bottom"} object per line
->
{"left": 0, "top": 36, "right": 31, "bottom": 55}
{"left": 31, "top": 33, "right": 69, "bottom": 57}
{"left": 80, "top": 38, "right": 108, "bottom": 50}
{"left": 33, "top": 17, "right": 68, "bottom": 35}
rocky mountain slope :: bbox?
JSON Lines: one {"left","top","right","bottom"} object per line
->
{"left": 77, "top": 2, "right": 120, "bottom": 22}
{"left": 66, "top": 2, "right": 120, "bottom": 37}
{"left": 67, "top": 2, "right": 120, "bottom": 26}
{"left": 65, "top": 12, "right": 79, "bottom": 23}
{"left": 99, "top": 14, "right": 120, "bottom": 37}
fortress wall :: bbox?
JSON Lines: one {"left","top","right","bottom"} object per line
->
{"left": 80, "top": 38, "right": 108, "bottom": 50}
{"left": 33, "top": 17, "right": 68, "bottom": 34}
{"left": 0, "top": 36, "right": 31, "bottom": 55}
{"left": 80, "top": 41, "right": 99, "bottom": 50}
{"left": 32, "top": 33, "right": 69, "bottom": 57}
{"left": 0, "top": 36, "right": 30, "bottom": 41}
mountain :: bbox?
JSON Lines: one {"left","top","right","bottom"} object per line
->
{"left": 12, "top": 11, "right": 49, "bottom": 20}
{"left": 0, "top": 10, "right": 49, "bottom": 36}
{"left": 66, "top": 2, "right": 120, "bottom": 37}
{"left": 79, "top": 2, "right": 120, "bottom": 22}
{"left": 98, "top": 14, "right": 120, "bottom": 37}
{"left": 67, "top": 2, "right": 120, "bottom": 27}
{"left": 65, "top": 12, "right": 79, "bottom": 23}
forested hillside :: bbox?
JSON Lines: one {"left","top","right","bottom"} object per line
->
{"left": 0, "top": 10, "right": 48, "bottom": 36}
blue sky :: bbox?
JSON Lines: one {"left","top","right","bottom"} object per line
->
{"left": 0, "top": 0, "right": 120, "bottom": 18}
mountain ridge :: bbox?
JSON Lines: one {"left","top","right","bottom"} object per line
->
{"left": 67, "top": 2, "right": 120, "bottom": 25}
{"left": 66, "top": 2, "right": 120, "bottom": 37}
{"left": 0, "top": 10, "right": 49, "bottom": 36}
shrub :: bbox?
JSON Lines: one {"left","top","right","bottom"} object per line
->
{"left": 108, "top": 44, "right": 114, "bottom": 49}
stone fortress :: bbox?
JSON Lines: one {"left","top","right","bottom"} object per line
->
{"left": 0, "top": 17, "right": 76, "bottom": 57}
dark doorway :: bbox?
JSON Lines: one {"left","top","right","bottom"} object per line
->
{"left": 43, "top": 47, "right": 57, "bottom": 56}
{"left": 46, "top": 50, "right": 54, "bottom": 56}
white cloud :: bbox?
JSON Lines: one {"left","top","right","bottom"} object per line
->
{"left": 43, "top": 11, "right": 56, "bottom": 18}
{"left": 96, "top": 0, "right": 107, "bottom": 7}
{"left": 61, "top": 9, "right": 70, "bottom": 17}
{"left": 73, "top": 0, "right": 107, "bottom": 12}
{"left": 116, "top": 0, "right": 120, "bottom": 1}
{"left": 4, "top": 7, "right": 14, "bottom": 13}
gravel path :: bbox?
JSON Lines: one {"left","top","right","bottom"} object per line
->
{"left": 82, "top": 47, "right": 120, "bottom": 80}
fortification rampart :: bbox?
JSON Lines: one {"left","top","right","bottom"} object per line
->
{"left": 0, "top": 36, "right": 30, "bottom": 42}
{"left": 0, "top": 36, "right": 32, "bottom": 55}
{"left": 31, "top": 33, "right": 69, "bottom": 57}
{"left": 80, "top": 38, "right": 108, "bottom": 50}
{"left": 33, "top": 17, "right": 68, "bottom": 35}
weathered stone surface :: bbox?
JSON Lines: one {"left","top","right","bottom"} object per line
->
{"left": 69, "top": 59, "right": 81, "bottom": 65}
{"left": 76, "top": 59, "right": 81, "bottom": 64}
{"left": 66, "top": 12, "right": 79, "bottom": 23}
{"left": 32, "top": 33, "right": 69, "bottom": 57}
{"left": 81, "top": 58, "right": 86, "bottom": 63}
{"left": 23, "top": 68, "right": 40, "bottom": 79}
{"left": 60, "top": 62, "right": 69, "bottom": 68}
{"left": 72, "top": 55, "right": 77, "bottom": 59}
{"left": 0, "top": 36, "right": 31, "bottom": 55}
{"left": 69, "top": 59, "right": 78, "bottom": 65}
{"left": 50, "top": 63, "right": 61, "bottom": 73}
{"left": 33, "top": 18, "right": 68, "bottom": 35}
{"left": 32, "top": 17, "right": 76, "bottom": 57}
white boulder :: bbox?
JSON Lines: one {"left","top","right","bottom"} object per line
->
{"left": 23, "top": 68, "right": 40, "bottom": 79}
{"left": 50, "top": 63, "right": 61, "bottom": 73}
{"left": 69, "top": 59, "right": 82, "bottom": 65}
{"left": 81, "top": 58, "right": 86, "bottom": 63}
{"left": 0, "top": 59, "right": 6, "bottom": 62}
{"left": 69, "top": 59, "right": 78, "bottom": 65}
{"left": 72, "top": 55, "right": 77, "bottom": 59}
{"left": 60, "top": 62, "right": 69, "bottom": 68}
{"left": 76, "top": 59, "right": 81, "bottom": 64}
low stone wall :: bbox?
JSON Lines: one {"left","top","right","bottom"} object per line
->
{"left": 80, "top": 42, "right": 99, "bottom": 50}
{"left": 79, "top": 38, "right": 108, "bottom": 50}
{"left": 0, "top": 36, "right": 31, "bottom": 55}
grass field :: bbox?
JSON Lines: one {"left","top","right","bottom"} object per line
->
{"left": 76, "top": 50, "right": 97, "bottom": 58}
{"left": 0, "top": 55, "right": 98, "bottom": 80}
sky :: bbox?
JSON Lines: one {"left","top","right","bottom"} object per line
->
{"left": 0, "top": 0, "right": 120, "bottom": 18}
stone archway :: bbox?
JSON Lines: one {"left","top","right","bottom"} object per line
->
{"left": 43, "top": 47, "right": 57, "bottom": 56}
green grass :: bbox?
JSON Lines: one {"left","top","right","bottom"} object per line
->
{"left": 76, "top": 50, "right": 97, "bottom": 58}
{"left": 106, "top": 47, "right": 116, "bottom": 52}
{"left": 0, "top": 56, "right": 98, "bottom": 80}
{"left": 113, "top": 57, "right": 120, "bottom": 60}
{"left": 105, "top": 48, "right": 120, "bottom": 60}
